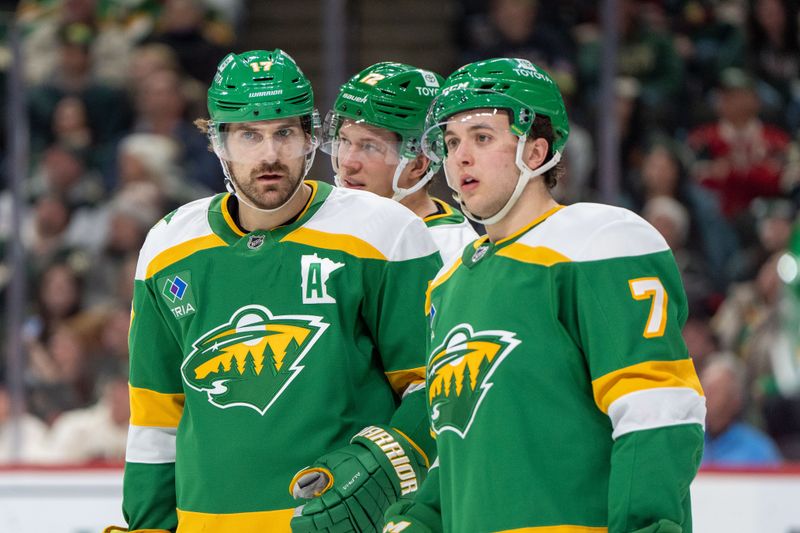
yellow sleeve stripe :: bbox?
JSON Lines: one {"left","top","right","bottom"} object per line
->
{"left": 496, "top": 243, "right": 571, "bottom": 266}
{"left": 592, "top": 359, "right": 704, "bottom": 414}
{"left": 385, "top": 367, "right": 426, "bottom": 395}
{"left": 129, "top": 385, "right": 185, "bottom": 427}
{"left": 281, "top": 227, "right": 387, "bottom": 260}
{"left": 145, "top": 234, "right": 228, "bottom": 279}
{"left": 393, "top": 427, "right": 430, "bottom": 468}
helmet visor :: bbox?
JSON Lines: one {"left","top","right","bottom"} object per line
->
{"left": 422, "top": 108, "right": 524, "bottom": 163}
{"left": 210, "top": 115, "right": 320, "bottom": 165}
{"left": 322, "top": 111, "right": 409, "bottom": 174}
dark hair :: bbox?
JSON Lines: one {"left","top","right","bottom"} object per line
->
{"left": 529, "top": 115, "right": 565, "bottom": 190}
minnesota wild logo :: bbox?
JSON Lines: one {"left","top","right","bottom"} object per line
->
{"left": 428, "top": 324, "right": 520, "bottom": 438}
{"left": 181, "top": 305, "right": 328, "bottom": 414}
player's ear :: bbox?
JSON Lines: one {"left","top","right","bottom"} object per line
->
{"left": 523, "top": 137, "right": 549, "bottom": 170}
{"left": 407, "top": 154, "right": 431, "bottom": 181}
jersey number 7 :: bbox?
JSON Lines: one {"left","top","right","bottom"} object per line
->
{"left": 628, "top": 277, "right": 667, "bottom": 338}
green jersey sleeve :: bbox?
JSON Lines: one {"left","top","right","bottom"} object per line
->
{"left": 560, "top": 215, "right": 705, "bottom": 531}
{"left": 362, "top": 216, "right": 442, "bottom": 461}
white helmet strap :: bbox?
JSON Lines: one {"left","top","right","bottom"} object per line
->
{"left": 447, "top": 135, "right": 561, "bottom": 226}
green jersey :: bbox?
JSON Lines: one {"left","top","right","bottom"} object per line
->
{"left": 123, "top": 181, "right": 441, "bottom": 532}
{"left": 417, "top": 203, "right": 705, "bottom": 533}
{"left": 423, "top": 198, "right": 478, "bottom": 265}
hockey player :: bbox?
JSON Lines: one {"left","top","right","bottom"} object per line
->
{"left": 106, "top": 49, "right": 441, "bottom": 533}
{"left": 383, "top": 58, "right": 706, "bottom": 532}
{"left": 323, "top": 62, "right": 477, "bottom": 263}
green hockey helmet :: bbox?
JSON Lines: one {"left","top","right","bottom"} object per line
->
{"left": 424, "top": 57, "right": 569, "bottom": 158}
{"left": 208, "top": 48, "right": 315, "bottom": 123}
{"left": 323, "top": 62, "right": 444, "bottom": 200}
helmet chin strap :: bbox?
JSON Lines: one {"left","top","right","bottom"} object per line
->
{"left": 390, "top": 157, "right": 436, "bottom": 202}
{"left": 446, "top": 135, "right": 561, "bottom": 226}
{"left": 219, "top": 150, "right": 317, "bottom": 215}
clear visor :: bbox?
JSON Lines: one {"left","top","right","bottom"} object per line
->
{"left": 210, "top": 114, "right": 320, "bottom": 165}
{"left": 421, "top": 108, "right": 520, "bottom": 164}
{"left": 322, "top": 111, "right": 409, "bottom": 174}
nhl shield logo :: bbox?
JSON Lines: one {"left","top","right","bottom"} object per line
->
{"left": 181, "top": 305, "right": 328, "bottom": 414}
{"left": 248, "top": 235, "right": 265, "bottom": 249}
{"left": 471, "top": 244, "right": 489, "bottom": 263}
{"left": 427, "top": 324, "right": 520, "bottom": 438}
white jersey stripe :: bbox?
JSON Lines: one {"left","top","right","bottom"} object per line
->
{"left": 607, "top": 387, "right": 706, "bottom": 440}
{"left": 126, "top": 425, "right": 177, "bottom": 464}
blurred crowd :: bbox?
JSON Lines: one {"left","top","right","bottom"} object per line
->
{"left": 1, "top": 0, "right": 800, "bottom": 466}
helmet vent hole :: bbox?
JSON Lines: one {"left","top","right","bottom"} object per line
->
{"left": 399, "top": 81, "right": 410, "bottom": 90}
{"left": 254, "top": 110, "right": 260, "bottom": 116}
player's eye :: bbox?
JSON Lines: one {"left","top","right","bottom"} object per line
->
{"left": 445, "top": 137, "right": 459, "bottom": 150}
{"left": 240, "top": 130, "right": 262, "bottom": 143}
{"left": 476, "top": 133, "right": 492, "bottom": 144}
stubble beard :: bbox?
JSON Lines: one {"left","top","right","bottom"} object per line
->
{"left": 229, "top": 160, "right": 304, "bottom": 210}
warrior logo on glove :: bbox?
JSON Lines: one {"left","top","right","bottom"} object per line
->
{"left": 181, "top": 304, "right": 328, "bottom": 414}
{"left": 428, "top": 324, "right": 520, "bottom": 438}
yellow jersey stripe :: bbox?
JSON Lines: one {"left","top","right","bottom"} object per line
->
{"left": 423, "top": 198, "right": 455, "bottom": 223}
{"left": 496, "top": 243, "right": 572, "bottom": 266}
{"left": 129, "top": 386, "right": 185, "bottom": 428}
{"left": 281, "top": 227, "right": 387, "bottom": 260}
{"left": 220, "top": 193, "right": 247, "bottom": 237}
{"left": 495, "top": 204, "right": 564, "bottom": 245}
{"left": 176, "top": 508, "right": 294, "bottom": 533}
{"left": 145, "top": 234, "right": 228, "bottom": 279}
{"left": 496, "top": 526, "right": 607, "bottom": 532}
{"left": 592, "top": 359, "right": 704, "bottom": 414}
{"left": 425, "top": 258, "right": 463, "bottom": 314}
{"left": 385, "top": 367, "right": 426, "bottom": 395}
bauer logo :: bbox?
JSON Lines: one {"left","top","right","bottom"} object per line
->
{"left": 158, "top": 271, "right": 197, "bottom": 318}
{"left": 427, "top": 324, "right": 520, "bottom": 438}
{"left": 181, "top": 305, "right": 328, "bottom": 414}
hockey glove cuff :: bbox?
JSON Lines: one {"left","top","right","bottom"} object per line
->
{"left": 290, "top": 425, "right": 427, "bottom": 532}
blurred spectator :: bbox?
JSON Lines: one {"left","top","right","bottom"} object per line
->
{"left": 23, "top": 259, "right": 84, "bottom": 346}
{"left": 146, "top": 0, "right": 226, "bottom": 83}
{"left": 460, "top": 0, "right": 576, "bottom": 86}
{"left": 117, "top": 133, "right": 209, "bottom": 206}
{"left": 701, "top": 353, "right": 783, "bottom": 466}
{"left": 630, "top": 139, "right": 738, "bottom": 291}
{"left": 643, "top": 195, "right": 715, "bottom": 310}
{"left": 727, "top": 198, "right": 795, "bottom": 282}
{"left": 746, "top": 0, "right": 800, "bottom": 130}
{"left": 21, "top": 194, "right": 73, "bottom": 275}
{"left": 20, "top": 0, "right": 139, "bottom": 87}
{"left": 26, "top": 319, "right": 95, "bottom": 424}
{"left": 0, "top": 383, "right": 49, "bottom": 463}
{"left": 27, "top": 20, "right": 133, "bottom": 166}
{"left": 683, "top": 312, "right": 720, "bottom": 374}
{"left": 27, "top": 144, "right": 105, "bottom": 208}
{"left": 51, "top": 95, "right": 93, "bottom": 152}
{"left": 672, "top": 0, "right": 746, "bottom": 122}
{"left": 132, "top": 69, "right": 223, "bottom": 192}
{"left": 46, "top": 370, "right": 129, "bottom": 463}
{"left": 713, "top": 251, "right": 784, "bottom": 359}
{"left": 688, "top": 68, "right": 791, "bottom": 227}
{"left": 577, "top": 0, "right": 685, "bottom": 128}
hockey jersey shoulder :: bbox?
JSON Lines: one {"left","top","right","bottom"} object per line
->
{"left": 512, "top": 203, "right": 669, "bottom": 264}
{"left": 284, "top": 186, "right": 438, "bottom": 262}
{"left": 135, "top": 195, "right": 226, "bottom": 281}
